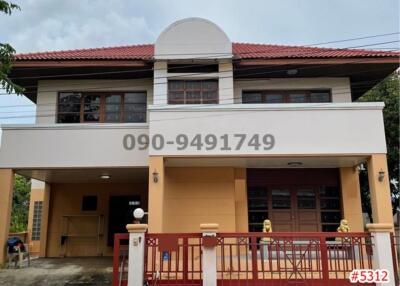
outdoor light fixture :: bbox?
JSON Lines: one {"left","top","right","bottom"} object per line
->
{"left": 100, "top": 174, "right": 110, "bottom": 180}
{"left": 378, "top": 169, "right": 385, "bottom": 182}
{"left": 152, "top": 170, "right": 159, "bottom": 183}
{"left": 133, "top": 208, "right": 145, "bottom": 220}
{"left": 287, "top": 161, "right": 303, "bottom": 167}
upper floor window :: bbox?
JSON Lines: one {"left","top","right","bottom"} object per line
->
{"left": 57, "top": 92, "right": 147, "bottom": 123}
{"left": 242, "top": 90, "right": 331, "bottom": 104}
{"left": 168, "top": 80, "right": 218, "bottom": 104}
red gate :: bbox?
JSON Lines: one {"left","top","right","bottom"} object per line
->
{"left": 216, "top": 232, "right": 374, "bottom": 286}
{"left": 144, "top": 233, "right": 203, "bottom": 285}
{"left": 113, "top": 233, "right": 129, "bottom": 286}
{"left": 113, "top": 232, "right": 375, "bottom": 286}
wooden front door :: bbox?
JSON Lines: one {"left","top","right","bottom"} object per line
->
{"left": 248, "top": 186, "right": 322, "bottom": 232}
{"left": 270, "top": 188, "right": 296, "bottom": 231}
{"left": 295, "top": 187, "right": 320, "bottom": 231}
{"left": 247, "top": 169, "right": 341, "bottom": 233}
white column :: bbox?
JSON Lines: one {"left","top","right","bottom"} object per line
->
{"left": 153, "top": 61, "right": 168, "bottom": 106}
{"left": 219, "top": 61, "right": 234, "bottom": 104}
{"left": 200, "top": 223, "right": 219, "bottom": 286}
{"left": 367, "top": 223, "right": 396, "bottom": 286}
{"left": 126, "top": 224, "right": 148, "bottom": 286}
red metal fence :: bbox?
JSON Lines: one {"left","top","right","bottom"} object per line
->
{"left": 145, "top": 233, "right": 203, "bottom": 285}
{"left": 391, "top": 234, "right": 399, "bottom": 286}
{"left": 114, "top": 232, "right": 375, "bottom": 286}
{"left": 216, "top": 232, "right": 373, "bottom": 286}
{"left": 113, "top": 233, "right": 129, "bottom": 286}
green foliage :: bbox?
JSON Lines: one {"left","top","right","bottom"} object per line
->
{"left": 358, "top": 74, "right": 400, "bottom": 216}
{"left": 0, "top": 0, "right": 20, "bottom": 14}
{"left": 10, "top": 175, "right": 30, "bottom": 233}
{"left": 0, "top": 0, "right": 23, "bottom": 94}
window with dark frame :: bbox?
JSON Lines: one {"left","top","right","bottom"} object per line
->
{"left": 242, "top": 90, "right": 331, "bottom": 104}
{"left": 82, "top": 196, "right": 98, "bottom": 211}
{"left": 31, "top": 201, "right": 43, "bottom": 241}
{"left": 57, "top": 92, "right": 147, "bottom": 123}
{"left": 168, "top": 80, "right": 218, "bottom": 104}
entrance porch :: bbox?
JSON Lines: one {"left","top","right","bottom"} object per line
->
{"left": 147, "top": 154, "right": 393, "bottom": 234}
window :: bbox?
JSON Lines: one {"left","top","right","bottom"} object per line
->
{"left": 272, "top": 189, "right": 291, "bottom": 209}
{"left": 319, "top": 186, "right": 342, "bottom": 232}
{"left": 242, "top": 90, "right": 331, "bottom": 104}
{"left": 31, "top": 201, "right": 43, "bottom": 241}
{"left": 168, "top": 80, "right": 218, "bottom": 104}
{"left": 57, "top": 92, "right": 147, "bottom": 123}
{"left": 82, "top": 196, "right": 98, "bottom": 211}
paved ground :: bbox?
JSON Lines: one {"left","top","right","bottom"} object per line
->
{"left": 0, "top": 258, "right": 113, "bottom": 286}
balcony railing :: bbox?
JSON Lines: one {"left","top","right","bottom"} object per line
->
{"left": 0, "top": 123, "right": 149, "bottom": 168}
{"left": 148, "top": 102, "right": 386, "bottom": 156}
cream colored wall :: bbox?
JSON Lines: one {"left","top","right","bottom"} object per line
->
{"left": 46, "top": 182, "right": 147, "bottom": 257}
{"left": 162, "top": 167, "right": 239, "bottom": 233}
{"left": 36, "top": 79, "right": 154, "bottom": 124}
{"left": 234, "top": 78, "right": 352, "bottom": 103}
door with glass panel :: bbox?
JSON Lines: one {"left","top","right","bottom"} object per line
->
{"left": 270, "top": 188, "right": 296, "bottom": 232}
{"left": 295, "top": 188, "right": 320, "bottom": 231}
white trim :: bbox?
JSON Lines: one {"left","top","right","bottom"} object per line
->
{"left": 148, "top": 102, "right": 385, "bottom": 112}
{"left": 0, "top": 123, "right": 149, "bottom": 131}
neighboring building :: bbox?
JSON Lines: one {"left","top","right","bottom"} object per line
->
{"left": 0, "top": 18, "right": 398, "bottom": 261}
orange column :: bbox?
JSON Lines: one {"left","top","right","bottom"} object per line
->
{"left": 367, "top": 154, "right": 394, "bottom": 226}
{"left": 340, "top": 167, "right": 364, "bottom": 232}
{"left": 234, "top": 168, "right": 248, "bottom": 232}
{"left": 39, "top": 183, "right": 51, "bottom": 257}
{"left": 0, "top": 169, "right": 14, "bottom": 265}
{"left": 148, "top": 156, "right": 165, "bottom": 233}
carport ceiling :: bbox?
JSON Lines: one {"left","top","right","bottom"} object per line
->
{"left": 16, "top": 168, "right": 149, "bottom": 184}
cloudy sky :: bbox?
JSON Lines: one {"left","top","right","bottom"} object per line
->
{"left": 0, "top": 0, "right": 399, "bottom": 125}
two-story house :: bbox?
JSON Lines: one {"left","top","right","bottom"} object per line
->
{"left": 0, "top": 18, "right": 398, "bottom": 264}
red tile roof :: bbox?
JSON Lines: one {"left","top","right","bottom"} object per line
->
{"left": 232, "top": 43, "right": 399, "bottom": 59}
{"left": 14, "top": 43, "right": 398, "bottom": 61}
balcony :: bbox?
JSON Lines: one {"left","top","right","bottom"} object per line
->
{"left": 148, "top": 102, "right": 386, "bottom": 156}
{"left": 0, "top": 123, "right": 149, "bottom": 168}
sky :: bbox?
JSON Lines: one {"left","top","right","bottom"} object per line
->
{"left": 0, "top": 0, "right": 399, "bottom": 127}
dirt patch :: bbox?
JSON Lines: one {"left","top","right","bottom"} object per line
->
{"left": 0, "top": 258, "right": 112, "bottom": 286}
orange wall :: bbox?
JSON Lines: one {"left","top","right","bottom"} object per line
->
{"left": 46, "top": 182, "right": 147, "bottom": 257}
{"left": 27, "top": 187, "right": 45, "bottom": 254}
{"left": 162, "top": 167, "right": 246, "bottom": 233}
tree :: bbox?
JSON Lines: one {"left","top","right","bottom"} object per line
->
{"left": 358, "top": 73, "right": 400, "bottom": 217}
{"left": 10, "top": 175, "right": 31, "bottom": 233}
{"left": 0, "top": 0, "right": 23, "bottom": 94}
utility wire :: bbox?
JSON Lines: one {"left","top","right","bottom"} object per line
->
{"left": 0, "top": 49, "right": 397, "bottom": 100}
{"left": 8, "top": 39, "right": 399, "bottom": 81}
{"left": 0, "top": 76, "right": 390, "bottom": 114}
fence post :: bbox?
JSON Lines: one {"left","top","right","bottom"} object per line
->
{"left": 126, "top": 224, "right": 148, "bottom": 286}
{"left": 367, "top": 223, "right": 395, "bottom": 286}
{"left": 200, "top": 223, "right": 219, "bottom": 286}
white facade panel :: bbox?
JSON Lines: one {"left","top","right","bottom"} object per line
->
{"left": 148, "top": 103, "right": 386, "bottom": 156}
{"left": 0, "top": 124, "right": 149, "bottom": 168}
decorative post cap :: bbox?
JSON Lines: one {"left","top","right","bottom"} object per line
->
{"left": 366, "top": 223, "right": 393, "bottom": 233}
{"left": 200, "top": 223, "right": 219, "bottom": 233}
{"left": 126, "top": 224, "right": 148, "bottom": 233}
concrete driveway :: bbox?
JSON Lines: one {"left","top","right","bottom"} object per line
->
{"left": 0, "top": 258, "right": 113, "bottom": 286}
